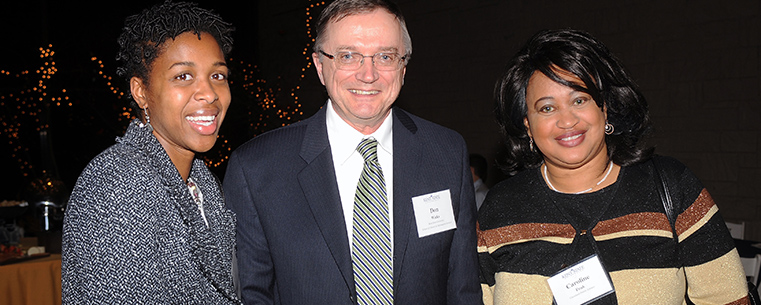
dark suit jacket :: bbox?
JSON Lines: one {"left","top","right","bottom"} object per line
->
{"left": 223, "top": 105, "right": 481, "bottom": 305}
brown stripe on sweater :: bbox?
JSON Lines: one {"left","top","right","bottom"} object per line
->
{"left": 675, "top": 188, "right": 715, "bottom": 236}
{"left": 477, "top": 222, "right": 576, "bottom": 248}
{"left": 591, "top": 212, "right": 672, "bottom": 236}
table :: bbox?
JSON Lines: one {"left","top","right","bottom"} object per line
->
{"left": 0, "top": 254, "right": 61, "bottom": 305}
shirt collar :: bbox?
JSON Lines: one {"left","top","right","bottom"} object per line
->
{"left": 326, "top": 99, "right": 393, "bottom": 165}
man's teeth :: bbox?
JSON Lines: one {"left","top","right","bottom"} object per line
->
{"left": 561, "top": 134, "right": 583, "bottom": 141}
{"left": 186, "top": 115, "right": 215, "bottom": 126}
{"left": 349, "top": 89, "right": 379, "bottom": 95}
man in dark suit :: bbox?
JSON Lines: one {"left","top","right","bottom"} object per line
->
{"left": 223, "top": 0, "right": 481, "bottom": 304}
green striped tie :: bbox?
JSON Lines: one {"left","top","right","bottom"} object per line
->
{"left": 352, "top": 137, "right": 393, "bottom": 305}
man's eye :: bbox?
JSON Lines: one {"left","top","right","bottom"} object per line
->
{"left": 339, "top": 53, "right": 355, "bottom": 61}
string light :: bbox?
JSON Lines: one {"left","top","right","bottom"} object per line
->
{"left": 90, "top": 56, "right": 133, "bottom": 129}
{"left": 0, "top": 44, "right": 69, "bottom": 177}
{"left": 2, "top": 1, "right": 324, "bottom": 177}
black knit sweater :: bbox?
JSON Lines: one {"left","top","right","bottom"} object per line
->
{"left": 477, "top": 156, "right": 749, "bottom": 305}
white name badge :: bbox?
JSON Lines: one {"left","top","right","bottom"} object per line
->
{"left": 411, "top": 189, "right": 456, "bottom": 238}
{"left": 547, "top": 255, "right": 614, "bottom": 305}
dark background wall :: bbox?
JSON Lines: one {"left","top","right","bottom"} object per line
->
{"left": 255, "top": 0, "right": 761, "bottom": 240}
{"left": 2, "top": 0, "right": 759, "bottom": 240}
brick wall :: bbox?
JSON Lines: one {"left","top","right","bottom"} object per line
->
{"left": 256, "top": 0, "right": 761, "bottom": 240}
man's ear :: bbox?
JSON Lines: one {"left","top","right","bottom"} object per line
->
{"left": 312, "top": 52, "right": 326, "bottom": 86}
{"left": 401, "top": 65, "right": 406, "bottom": 86}
{"left": 130, "top": 77, "right": 148, "bottom": 109}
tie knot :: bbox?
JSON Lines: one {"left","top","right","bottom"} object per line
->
{"left": 356, "top": 138, "right": 379, "bottom": 163}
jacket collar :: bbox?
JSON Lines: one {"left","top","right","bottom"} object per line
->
{"left": 118, "top": 119, "right": 239, "bottom": 301}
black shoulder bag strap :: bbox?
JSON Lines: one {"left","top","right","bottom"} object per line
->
{"left": 652, "top": 158, "right": 759, "bottom": 305}
{"left": 652, "top": 158, "right": 677, "bottom": 239}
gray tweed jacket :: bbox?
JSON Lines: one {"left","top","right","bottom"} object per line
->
{"left": 62, "top": 119, "right": 240, "bottom": 304}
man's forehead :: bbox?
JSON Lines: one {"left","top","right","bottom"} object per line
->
{"left": 328, "top": 7, "right": 392, "bottom": 24}
{"left": 332, "top": 45, "right": 401, "bottom": 53}
{"left": 322, "top": 11, "right": 403, "bottom": 48}
{"left": 326, "top": 9, "right": 399, "bottom": 30}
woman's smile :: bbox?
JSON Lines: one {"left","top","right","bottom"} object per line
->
{"left": 555, "top": 130, "right": 586, "bottom": 147}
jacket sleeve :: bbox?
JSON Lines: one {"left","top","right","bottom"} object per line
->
{"left": 446, "top": 138, "right": 484, "bottom": 305}
{"left": 223, "top": 153, "right": 277, "bottom": 304}
{"left": 63, "top": 162, "right": 163, "bottom": 304}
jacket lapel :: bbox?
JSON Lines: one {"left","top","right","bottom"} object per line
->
{"left": 143, "top": 128, "right": 238, "bottom": 301}
{"left": 297, "top": 107, "right": 355, "bottom": 294}
{"left": 391, "top": 108, "right": 421, "bottom": 286}
{"left": 189, "top": 161, "right": 239, "bottom": 300}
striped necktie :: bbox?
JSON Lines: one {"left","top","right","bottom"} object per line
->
{"left": 352, "top": 137, "right": 393, "bottom": 305}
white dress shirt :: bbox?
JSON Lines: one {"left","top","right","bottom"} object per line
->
{"left": 326, "top": 100, "right": 394, "bottom": 252}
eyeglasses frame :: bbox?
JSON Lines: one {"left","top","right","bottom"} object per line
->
{"left": 319, "top": 50, "right": 407, "bottom": 71}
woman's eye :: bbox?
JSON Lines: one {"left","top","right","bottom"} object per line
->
{"left": 573, "top": 97, "right": 590, "bottom": 105}
{"left": 212, "top": 73, "right": 227, "bottom": 81}
{"left": 175, "top": 73, "right": 193, "bottom": 81}
{"left": 539, "top": 105, "right": 554, "bottom": 113}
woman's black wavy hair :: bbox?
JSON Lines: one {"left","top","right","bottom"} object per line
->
{"left": 494, "top": 29, "right": 653, "bottom": 175}
{"left": 116, "top": 1, "right": 234, "bottom": 118}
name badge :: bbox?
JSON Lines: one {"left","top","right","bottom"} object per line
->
{"left": 546, "top": 255, "right": 614, "bottom": 305}
{"left": 411, "top": 189, "right": 456, "bottom": 238}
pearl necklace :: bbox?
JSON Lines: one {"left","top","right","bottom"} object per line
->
{"left": 543, "top": 161, "right": 614, "bottom": 194}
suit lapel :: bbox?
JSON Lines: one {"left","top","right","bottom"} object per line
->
{"left": 297, "top": 107, "right": 422, "bottom": 294}
{"left": 391, "top": 108, "right": 421, "bottom": 286}
{"left": 297, "top": 107, "right": 355, "bottom": 294}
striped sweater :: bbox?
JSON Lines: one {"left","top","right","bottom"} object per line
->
{"left": 477, "top": 156, "right": 749, "bottom": 305}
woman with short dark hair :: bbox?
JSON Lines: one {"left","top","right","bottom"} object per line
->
{"left": 62, "top": 2, "right": 240, "bottom": 304}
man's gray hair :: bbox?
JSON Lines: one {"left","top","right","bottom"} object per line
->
{"left": 313, "top": 0, "right": 412, "bottom": 61}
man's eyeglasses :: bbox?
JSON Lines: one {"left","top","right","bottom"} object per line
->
{"left": 319, "top": 50, "right": 407, "bottom": 71}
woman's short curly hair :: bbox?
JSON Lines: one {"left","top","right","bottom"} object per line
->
{"left": 116, "top": 1, "right": 234, "bottom": 115}
{"left": 494, "top": 29, "right": 653, "bottom": 175}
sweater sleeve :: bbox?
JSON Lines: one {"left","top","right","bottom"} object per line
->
{"left": 664, "top": 158, "right": 750, "bottom": 304}
{"left": 477, "top": 221, "right": 496, "bottom": 305}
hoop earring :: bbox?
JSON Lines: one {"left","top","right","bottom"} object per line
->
{"left": 604, "top": 122, "right": 614, "bottom": 135}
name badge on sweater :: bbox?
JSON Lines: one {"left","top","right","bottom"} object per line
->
{"left": 412, "top": 189, "right": 456, "bottom": 238}
{"left": 547, "top": 255, "right": 614, "bottom": 305}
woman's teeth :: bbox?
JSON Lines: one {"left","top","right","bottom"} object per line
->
{"left": 186, "top": 115, "right": 215, "bottom": 126}
{"left": 561, "top": 134, "right": 582, "bottom": 141}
